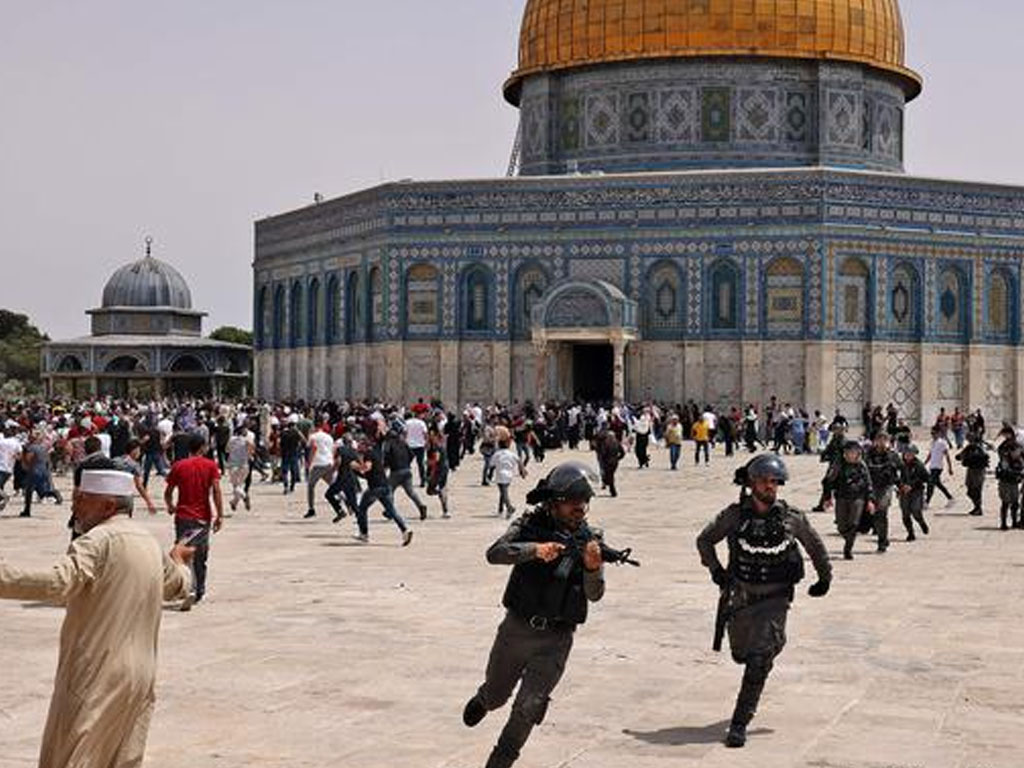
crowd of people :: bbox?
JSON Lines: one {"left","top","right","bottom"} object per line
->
{"left": 0, "top": 391, "right": 1017, "bottom": 765}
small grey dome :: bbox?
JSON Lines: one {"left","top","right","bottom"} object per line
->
{"left": 101, "top": 256, "right": 193, "bottom": 309}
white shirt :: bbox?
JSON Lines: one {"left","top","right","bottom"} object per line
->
{"left": 96, "top": 433, "right": 112, "bottom": 458}
{"left": 404, "top": 418, "right": 428, "bottom": 449}
{"left": 702, "top": 411, "right": 717, "bottom": 430}
{"left": 226, "top": 433, "right": 253, "bottom": 468}
{"left": 491, "top": 448, "right": 521, "bottom": 485}
{"left": 157, "top": 418, "right": 174, "bottom": 444}
{"left": 309, "top": 431, "right": 335, "bottom": 468}
{"left": 927, "top": 438, "right": 950, "bottom": 471}
{"left": 0, "top": 436, "right": 22, "bottom": 473}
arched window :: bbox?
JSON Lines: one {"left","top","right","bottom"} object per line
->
{"left": 645, "top": 261, "right": 682, "bottom": 335}
{"left": 272, "top": 285, "right": 285, "bottom": 348}
{"left": 326, "top": 275, "right": 341, "bottom": 344}
{"left": 255, "top": 286, "right": 267, "bottom": 349}
{"left": 838, "top": 258, "right": 870, "bottom": 334}
{"left": 406, "top": 264, "right": 440, "bottom": 333}
{"left": 764, "top": 257, "right": 804, "bottom": 334}
{"left": 709, "top": 260, "right": 740, "bottom": 331}
{"left": 368, "top": 267, "right": 382, "bottom": 340}
{"left": 937, "top": 267, "right": 967, "bottom": 337}
{"left": 307, "top": 278, "right": 322, "bottom": 346}
{"left": 989, "top": 270, "right": 1012, "bottom": 337}
{"left": 289, "top": 281, "right": 304, "bottom": 348}
{"left": 345, "top": 271, "right": 362, "bottom": 344}
{"left": 514, "top": 264, "right": 549, "bottom": 337}
{"left": 105, "top": 355, "right": 145, "bottom": 372}
{"left": 463, "top": 265, "right": 493, "bottom": 332}
{"left": 57, "top": 355, "right": 84, "bottom": 372}
{"left": 891, "top": 263, "right": 919, "bottom": 336}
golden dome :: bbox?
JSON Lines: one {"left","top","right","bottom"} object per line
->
{"left": 504, "top": 0, "right": 922, "bottom": 104}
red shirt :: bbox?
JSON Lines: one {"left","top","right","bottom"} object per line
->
{"left": 166, "top": 455, "right": 220, "bottom": 522}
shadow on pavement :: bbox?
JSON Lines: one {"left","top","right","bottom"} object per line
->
{"left": 623, "top": 720, "right": 774, "bottom": 746}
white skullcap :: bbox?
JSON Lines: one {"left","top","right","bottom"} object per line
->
{"left": 79, "top": 470, "right": 136, "bottom": 497}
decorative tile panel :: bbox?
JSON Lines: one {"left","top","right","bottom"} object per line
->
{"left": 885, "top": 350, "right": 920, "bottom": 422}
{"left": 737, "top": 89, "right": 780, "bottom": 143}
{"left": 655, "top": 88, "right": 697, "bottom": 143}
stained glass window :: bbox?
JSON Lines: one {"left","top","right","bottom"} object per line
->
{"left": 710, "top": 261, "right": 739, "bottom": 330}
{"left": 289, "top": 282, "right": 303, "bottom": 347}
{"left": 646, "top": 261, "right": 681, "bottom": 333}
{"left": 464, "top": 267, "right": 491, "bottom": 331}
{"left": 516, "top": 266, "right": 549, "bottom": 337}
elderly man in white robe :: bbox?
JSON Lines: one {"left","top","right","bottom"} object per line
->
{"left": 0, "top": 468, "right": 194, "bottom": 768}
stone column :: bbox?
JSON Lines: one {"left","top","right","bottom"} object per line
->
{"left": 385, "top": 342, "right": 405, "bottom": 403}
{"left": 869, "top": 342, "right": 888, "bottom": 407}
{"left": 492, "top": 341, "right": 512, "bottom": 404}
{"left": 440, "top": 341, "right": 460, "bottom": 407}
{"left": 804, "top": 341, "right": 837, "bottom": 415}
{"left": 918, "top": 344, "right": 939, "bottom": 427}
{"left": 740, "top": 341, "right": 763, "bottom": 407}
{"left": 533, "top": 340, "right": 549, "bottom": 403}
{"left": 673, "top": 342, "right": 686, "bottom": 404}
{"left": 612, "top": 339, "right": 627, "bottom": 403}
{"left": 1015, "top": 348, "right": 1024, "bottom": 424}
{"left": 964, "top": 345, "right": 987, "bottom": 415}
{"left": 683, "top": 341, "right": 704, "bottom": 404}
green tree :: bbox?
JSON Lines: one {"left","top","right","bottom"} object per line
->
{"left": 0, "top": 310, "right": 48, "bottom": 393}
{"left": 208, "top": 326, "right": 253, "bottom": 346}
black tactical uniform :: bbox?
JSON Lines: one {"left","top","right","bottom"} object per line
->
{"left": 897, "top": 447, "right": 931, "bottom": 540}
{"left": 464, "top": 463, "right": 606, "bottom": 768}
{"left": 697, "top": 454, "right": 832, "bottom": 748}
{"left": 955, "top": 437, "right": 990, "bottom": 517}
{"left": 821, "top": 442, "right": 874, "bottom": 559}
{"left": 865, "top": 441, "right": 903, "bottom": 551}
{"left": 995, "top": 431, "right": 1024, "bottom": 530}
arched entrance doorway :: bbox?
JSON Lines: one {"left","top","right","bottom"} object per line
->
{"left": 167, "top": 354, "right": 211, "bottom": 396}
{"left": 530, "top": 280, "right": 638, "bottom": 402}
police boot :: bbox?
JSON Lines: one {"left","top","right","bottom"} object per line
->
{"left": 843, "top": 536, "right": 855, "bottom": 561}
{"left": 462, "top": 695, "right": 486, "bottom": 727}
{"left": 726, "top": 658, "right": 770, "bottom": 748}
{"left": 484, "top": 739, "right": 521, "bottom": 768}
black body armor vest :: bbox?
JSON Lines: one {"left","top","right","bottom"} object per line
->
{"left": 502, "top": 510, "right": 589, "bottom": 626}
{"left": 727, "top": 502, "right": 805, "bottom": 586}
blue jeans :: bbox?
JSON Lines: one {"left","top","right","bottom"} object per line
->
{"left": 668, "top": 444, "right": 681, "bottom": 470}
{"left": 142, "top": 452, "right": 168, "bottom": 487}
{"left": 356, "top": 486, "right": 407, "bottom": 536}
{"left": 175, "top": 518, "right": 210, "bottom": 600}
{"left": 281, "top": 454, "right": 302, "bottom": 492}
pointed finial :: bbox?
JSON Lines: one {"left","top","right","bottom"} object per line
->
{"left": 144, "top": 236, "right": 153, "bottom": 258}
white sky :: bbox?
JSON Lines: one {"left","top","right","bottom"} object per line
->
{"left": 0, "top": 0, "right": 1019, "bottom": 340}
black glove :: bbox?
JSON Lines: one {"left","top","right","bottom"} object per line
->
{"left": 808, "top": 579, "right": 831, "bottom": 598}
{"left": 710, "top": 567, "right": 729, "bottom": 588}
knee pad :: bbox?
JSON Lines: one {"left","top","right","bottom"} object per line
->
{"left": 513, "top": 693, "right": 551, "bottom": 726}
{"left": 745, "top": 655, "right": 774, "bottom": 684}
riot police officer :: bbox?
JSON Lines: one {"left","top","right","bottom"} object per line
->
{"left": 697, "top": 454, "right": 832, "bottom": 748}
{"left": 865, "top": 432, "right": 903, "bottom": 552}
{"left": 463, "top": 462, "right": 606, "bottom": 768}
{"left": 822, "top": 440, "right": 875, "bottom": 560}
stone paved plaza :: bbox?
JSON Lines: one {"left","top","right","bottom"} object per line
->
{"left": 1, "top": 445, "right": 1022, "bottom": 768}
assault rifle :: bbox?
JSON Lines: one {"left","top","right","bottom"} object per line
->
{"left": 523, "top": 521, "right": 640, "bottom": 579}
{"left": 712, "top": 584, "right": 731, "bottom": 652}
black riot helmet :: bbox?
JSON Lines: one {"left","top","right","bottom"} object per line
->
{"left": 734, "top": 453, "right": 789, "bottom": 488}
{"left": 526, "top": 461, "right": 599, "bottom": 505}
